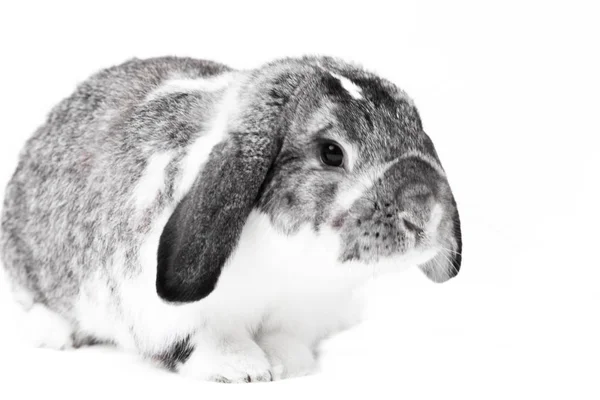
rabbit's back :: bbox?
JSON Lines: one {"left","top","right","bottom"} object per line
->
{"left": 0, "top": 57, "right": 233, "bottom": 315}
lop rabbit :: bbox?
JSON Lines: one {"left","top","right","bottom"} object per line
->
{"left": 1, "top": 56, "right": 462, "bottom": 382}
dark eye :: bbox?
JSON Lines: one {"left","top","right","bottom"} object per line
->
{"left": 320, "top": 142, "right": 344, "bottom": 167}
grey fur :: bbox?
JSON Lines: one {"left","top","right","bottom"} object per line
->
{"left": 2, "top": 57, "right": 231, "bottom": 314}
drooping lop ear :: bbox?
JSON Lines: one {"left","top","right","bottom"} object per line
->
{"left": 156, "top": 132, "right": 280, "bottom": 302}
{"left": 155, "top": 65, "right": 307, "bottom": 303}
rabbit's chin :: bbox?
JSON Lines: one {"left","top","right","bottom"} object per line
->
{"left": 227, "top": 209, "right": 438, "bottom": 283}
{"left": 227, "top": 209, "right": 373, "bottom": 283}
{"left": 369, "top": 248, "right": 441, "bottom": 277}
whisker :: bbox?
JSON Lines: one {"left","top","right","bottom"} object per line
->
{"left": 436, "top": 248, "right": 460, "bottom": 276}
{"left": 437, "top": 246, "right": 462, "bottom": 257}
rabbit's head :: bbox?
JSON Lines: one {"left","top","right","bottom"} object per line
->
{"left": 157, "top": 57, "right": 462, "bottom": 302}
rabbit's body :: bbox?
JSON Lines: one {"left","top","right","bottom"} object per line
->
{"left": 1, "top": 56, "right": 462, "bottom": 381}
{"left": 2, "top": 57, "right": 231, "bottom": 310}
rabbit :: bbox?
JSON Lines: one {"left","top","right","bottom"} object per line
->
{"left": 0, "top": 56, "right": 462, "bottom": 382}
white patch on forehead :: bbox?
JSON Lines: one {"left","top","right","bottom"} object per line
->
{"left": 336, "top": 159, "right": 398, "bottom": 210}
{"left": 329, "top": 72, "right": 363, "bottom": 100}
{"left": 133, "top": 151, "right": 174, "bottom": 210}
{"left": 145, "top": 72, "right": 237, "bottom": 102}
{"left": 400, "top": 150, "right": 446, "bottom": 178}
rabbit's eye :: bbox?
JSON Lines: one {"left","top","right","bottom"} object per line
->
{"left": 320, "top": 142, "right": 344, "bottom": 167}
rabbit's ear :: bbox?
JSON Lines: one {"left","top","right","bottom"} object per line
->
{"left": 156, "top": 133, "right": 280, "bottom": 302}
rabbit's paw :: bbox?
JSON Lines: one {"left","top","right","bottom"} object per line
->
{"left": 257, "top": 332, "right": 317, "bottom": 380}
{"left": 178, "top": 335, "right": 272, "bottom": 383}
{"left": 21, "top": 304, "right": 74, "bottom": 350}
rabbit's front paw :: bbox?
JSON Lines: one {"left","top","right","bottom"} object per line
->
{"left": 258, "top": 332, "right": 317, "bottom": 380}
{"left": 21, "top": 304, "right": 74, "bottom": 350}
{"left": 178, "top": 335, "right": 272, "bottom": 383}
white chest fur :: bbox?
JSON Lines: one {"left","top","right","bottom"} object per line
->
{"left": 73, "top": 211, "right": 370, "bottom": 357}
{"left": 113, "top": 208, "right": 370, "bottom": 353}
{"left": 197, "top": 211, "right": 372, "bottom": 339}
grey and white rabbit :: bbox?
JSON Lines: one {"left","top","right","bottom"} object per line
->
{"left": 1, "top": 56, "right": 462, "bottom": 382}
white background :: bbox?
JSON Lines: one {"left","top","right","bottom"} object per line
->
{"left": 0, "top": 0, "right": 598, "bottom": 398}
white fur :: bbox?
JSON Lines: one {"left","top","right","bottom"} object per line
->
{"left": 75, "top": 259, "right": 137, "bottom": 349}
{"left": 145, "top": 73, "right": 236, "bottom": 102}
{"left": 143, "top": 71, "right": 242, "bottom": 204}
{"left": 125, "top": 205, "right": 370, "bottom": 352}
{"left": 21, "top": 304, "right": 73, "bottom": 349}
{"left": 173, "top": 74, "right": 242, "bottom": 201}
{"left": 178, "top": 331, "right": 272, "bottom": 382}
{"left": 133, "top": 151, "right": 173, "bottom": 211}
{"left": 330, "top": 72, "right": 363, "bottom": 99}
{"left": 8, "top": 282, "right": 34, "bottom": 310}
{"left": 257, "top": 331, "right": 317, "bottom": 379}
